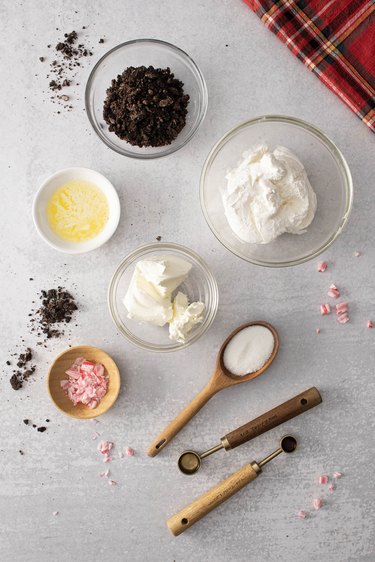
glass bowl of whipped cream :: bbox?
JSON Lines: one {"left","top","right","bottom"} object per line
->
{"left": 200, "top": 115, "right": 353, "bottom": 267}
{"left": 108, "top": 243, "right": 219, "bottom": 352}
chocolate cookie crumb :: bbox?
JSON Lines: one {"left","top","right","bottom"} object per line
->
{"left": 6, "top": 360, "right": 11, "bottom": 366}
{"left": 37, "top": 427, "right": 47, "bottom": 433}
{"left": 19, "top": 450, "right": 24, "bottom": 455}
{"left": 99, "top": 38, "right": 104, "bottom": 44}
{"left": 23, "top": 419, "right": 29, "bottom": 425}
{"left": 46, "top": 419, "right": 50, "bottom": 423}
{"left": 156, "top": 236, "right": 162, "bottom": 241}
{"left": 33, "top": 287, "right": 78, "bottom": 341}
{"left": 10, "top": 375, "right": 23, "bottom": 390}
{"left": 103, "top": 65, "right": 189, "bottom": 148}
{"left": 39, "top": 57, "right": 45, "bottom": 62}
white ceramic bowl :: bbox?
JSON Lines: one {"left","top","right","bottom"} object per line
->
{"left": 32, "top": 167, "right": 121, "bottom": 254}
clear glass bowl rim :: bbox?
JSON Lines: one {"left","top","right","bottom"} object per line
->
{"left": 107, "top": 242, "right": 219, "bottom": 352}
{"left": 200, "top": 114, "right": 353, "bottom": 268}
{"left": 85, "top": 38, "right": 208, "bottom": 159}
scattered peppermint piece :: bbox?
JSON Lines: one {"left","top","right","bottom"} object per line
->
{"left": 318, "top": 262, "right": 327, "bottom": 272}
{"left": 316, "top": 328, "right": 321, "bottom": 334}
{"left": 108, "top": 480, "right": 117, "bottom": 486}
{"left": 336, "top": 302, "right": 348, "bottom": 315}
{"left": 354, "top": 250, "right": 361, "bottom": 257}
{"left": 297, "top": 510, "right": 307, "bottom": 519}
{"left": 367, "top": 320, "right": 373, "bottom": 329}
{"left": 337, "top": 313, "right": 349, "bottom": 324}
{"left": 319, "top": 475, "right": 328, "bottom": 485}
{"left": 329, "top": 483, "right": 336, "bottom": 491}
{"left": 320, "top": 304, "right": 331, "bottom": 315}
{"left": 125, "top": 447, "right": 135, "bottom": 457}
{"left": 52, "top": 511, "right": 59, "bottom": 516}
{"left": 313, "top": 498, "right": 323, "bottom": 510}
{"left": 328, "top": 284, "right": 340, "bottom": 299}
{"left": 333, "top": 471, "right": 343, "bottom": 479}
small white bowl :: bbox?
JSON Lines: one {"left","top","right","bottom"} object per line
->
{"left": 32, "top": 167, "right": 121, "bottom": 254}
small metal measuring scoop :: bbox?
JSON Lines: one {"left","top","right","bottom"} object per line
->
{"left": 147, "top": 321, "right": 279, "bottom": 457}
{"left": 168, "top": 435, "right": 298, "bottom": 536}
{"left": 178, "top": 387, "right": 321, "bottom": 474}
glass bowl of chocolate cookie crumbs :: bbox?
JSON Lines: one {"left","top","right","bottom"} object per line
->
{"left": 85, "top": 39, "right": 207, "bottom": 158}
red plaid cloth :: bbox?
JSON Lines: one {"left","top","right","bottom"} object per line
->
{"left": 243, "top": 0, "right": 375, "bottom": 132}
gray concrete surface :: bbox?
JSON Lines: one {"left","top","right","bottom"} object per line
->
{"left": 1, "top": 1, "right": 374, "bottom": 561}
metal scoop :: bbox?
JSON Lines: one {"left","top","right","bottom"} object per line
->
{"left": 147, "top": 321, "right": 279, "bottom": 457}
{"left": 178, "top": 387, "right": 321, "bottom": 474}
{"left": 168, "top": 435, "right": 297, "bottom": 536}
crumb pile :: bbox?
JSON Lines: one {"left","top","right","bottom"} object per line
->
{"left": 9, "top": 348, "right": 36, "bottom": 390}
{"left": 31, "top": 287, "right": 78, "bottom": 341}
{"left": 103, "top": 65, "right": 189, "bottom": 147}
{"left": 42, "top": 29, "right": 94, "bottom": 111}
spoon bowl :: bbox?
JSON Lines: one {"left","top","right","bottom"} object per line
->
{"left": 147, "top": 321, "right": 279, "bottom": 456}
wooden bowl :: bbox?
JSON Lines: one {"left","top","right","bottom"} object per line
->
{"left": 48, "top": 345, "right": 121, "bottom": 419}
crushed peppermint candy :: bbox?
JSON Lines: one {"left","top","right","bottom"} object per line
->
{"left": 125, "top": 447, "right": 135, "bottom": 457}
{"left": 98, "top": 441, "right": 113, "bottom": 463}
{"left": 337, "top": 313, "right": 349, "bottom": 324}
{"left": 319, "top": 475, "right": 329, "bottom": 485}
{"left": 329, "top": 483, "right": 336, "bottom": 491}
{"left": 367, "top": 320, "right": 373, "bottom": 329}
{"left": 313, "top": 498, "right": 323, "bottom": 510}
{"left": 108, "top": 479, "right": 117, "bottom": 486}
{"left": 316, "top": 328, "right": 321, "bottom": 334}
{"left": 318, "top": 261, "right": 327, "bottom": 272}
{"left": 100, "top": 469, "right": 110, "bottom": 478}
{"left": 61, "top": 358, "right": 108, "bottom": 409}
{"left": 354, "top": 250, "right": 361, "bottom": 257}
{"left": 52, "top": 511, "right": 59, "bottom": 516}
{"left": 297, "top": 510, "right": 307, "bottom": 519}
{"left": 320, "top": 304, "right": 331, "bottom": 315}
{"left": 336, "top": 302, "right": 348, "bottom": 315}
{"left": 333, "top": 471, "right": 343, "bottom": 479}
{"left": 327, "top": 284, "right": 340, "bottom": 299}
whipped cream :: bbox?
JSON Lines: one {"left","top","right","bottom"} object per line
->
{"left": 123, "top": 256, "right": 205, "bottom": 342}
{"left": 222, "top": 145, "right": 317, "bottom": 244}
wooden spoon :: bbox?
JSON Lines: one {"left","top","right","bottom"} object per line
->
{"left": 147, "top": 321, "right": 279, "bottom": 457}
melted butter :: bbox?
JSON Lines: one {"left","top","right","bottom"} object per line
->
{"left": 47, "top": 180, "right": 109, "bottom": 243}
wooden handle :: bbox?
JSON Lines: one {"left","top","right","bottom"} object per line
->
{"left": 167, "top": 463, "right": 259, "bottom": 536}
{"left": 147, "top": 383, "right": 217, "bottom": 457}
{"left": 223, "top": 387, "right": 322, "bottom": 450}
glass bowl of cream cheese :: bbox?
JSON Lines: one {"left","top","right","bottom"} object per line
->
{"left": 108, "top": 243, "right": 219, "bottom": 352}
{"left": 200, "top": 115, "right": 353, "bottom": 267}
